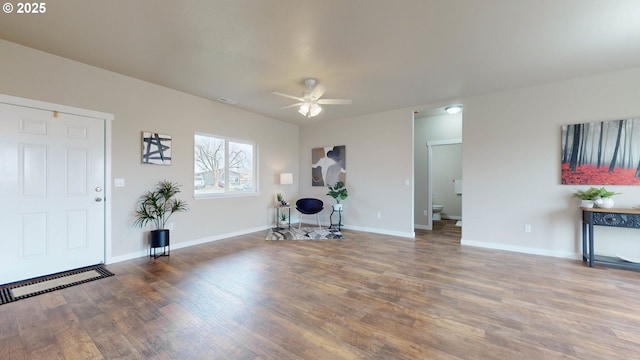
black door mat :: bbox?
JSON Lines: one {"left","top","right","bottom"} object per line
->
{"left": 0, "top": 264, "right": 114, "bottom": 305}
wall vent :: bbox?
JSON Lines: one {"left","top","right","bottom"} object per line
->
{"left": 216, "top": 97, "right": 237, "bottom": 105}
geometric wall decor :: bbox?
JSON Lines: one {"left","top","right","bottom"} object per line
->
{"left": 142, "top": 131, "right": 172, "bottom": 165}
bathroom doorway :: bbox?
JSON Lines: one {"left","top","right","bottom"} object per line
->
{"left": 426, "top": 140, "right": 462, "bottom": 230}
{"left": 413, "top": 107, "right": 463, "bottom": 231}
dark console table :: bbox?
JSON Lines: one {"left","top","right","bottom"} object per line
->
{"left": 582, "top": 207, "right": 640, "bottom": 270}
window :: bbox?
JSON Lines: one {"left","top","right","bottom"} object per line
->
{"left": 194, "top": 133, "right": 257, "bottom": 197}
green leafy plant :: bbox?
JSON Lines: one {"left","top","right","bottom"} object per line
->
{"left": 327, "top": 181, "right": 348, "bottom": 204}
{"left": 133, "top": 180, "right": 189, "bottom": 230}
{"left": 280, "top": 213, "right": 288, "bottom": 222}
{"left": 573, "top": 187, "right": 620, "bottom": 200}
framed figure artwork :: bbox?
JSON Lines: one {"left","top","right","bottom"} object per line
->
{"left": 312, "top": 145, "right": 346, "bottom": 186}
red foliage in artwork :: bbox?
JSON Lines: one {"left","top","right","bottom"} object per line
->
{"left": 562, "top": 119, "right": 640, "bottom": 185}
{"left": 561, "top": 163, "right": 640, "bottom": 185}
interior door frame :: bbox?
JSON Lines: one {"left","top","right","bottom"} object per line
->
{"left": 426, "top": 138, "right": 461, "bottom": 230}
{"left": 0, "top": 93, "right": 114, "bottom": 263}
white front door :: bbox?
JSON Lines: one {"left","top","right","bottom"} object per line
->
{"left": 0, "top": 102, "right": 105, "bottom": 284}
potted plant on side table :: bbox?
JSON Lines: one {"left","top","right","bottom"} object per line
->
{"left": 327, "top": 181, "right": 348, "bottom": 230}
{"left": 133, "top": 180, "right": 188, "bottom": 258}
{"left": 573, "top": 187, "right": 620, "bottom": 208}
{"left": 327, "top": 181, "right": 348, "bottom": 211}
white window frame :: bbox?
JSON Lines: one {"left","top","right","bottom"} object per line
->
{"left": 194, "top": 132, "right": 258, "bottom": 199}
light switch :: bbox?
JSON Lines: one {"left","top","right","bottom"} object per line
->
{"left": 114, "top": 178, "right": 125, "bottom": 187}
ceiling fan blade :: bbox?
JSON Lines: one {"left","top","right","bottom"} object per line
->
{"left": 317, "top": 99, "right": 352, "bottom": 105}
{"left": 310, "top": 84, "right": 326, "bottom": 99}
{"left": 272, "top": 92, "right": 305, "bottom": 102}
{"left": 281, "top": 103, "right": 303, "bottom": 109}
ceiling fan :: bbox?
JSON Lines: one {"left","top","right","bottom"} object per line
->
{"left": 273, "top": 78, "right": 352, "bottom": 118}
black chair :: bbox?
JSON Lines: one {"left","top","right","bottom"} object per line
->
{"left": 295, "top": 198, "right": 324, "bottom": 228}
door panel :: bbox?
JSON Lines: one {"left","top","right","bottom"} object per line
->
{"left": 0, "top": 103, "right": 105, "bottom": 284}
{"left": 21, "top": 144, "right": 47, "bottom": 196}
{"left": 21, "top": 212, "right": 47, "bottom": 256}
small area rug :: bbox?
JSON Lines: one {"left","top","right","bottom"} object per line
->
{"left": 266, "top": 226, "right": 343, "bottom": 240}
{"left": 0, "top": 264, "right": 114, "bottom": 305}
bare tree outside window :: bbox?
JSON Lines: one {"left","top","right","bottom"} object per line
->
{"left": 195, "top": 135, "right": 224, "bottom": 193}
{"left": 228, "top": 141, "right": 254, "bottom": 191}
{"left": 194, "top": 134, "right": 256, "bottom": 195}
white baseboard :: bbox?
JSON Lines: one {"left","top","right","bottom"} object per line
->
{"left": 108, "top": 224, "right": 420, "bottom": 264}
{"left": 443, "top": 215, "right": 462, "bottom": 220}
{"left": 344, "top": 225, "right": 415, "bottom": 238}
{"left": 108, "top": 249, "right": 149, "bottom": 264}
{"left": 460, "top": 238, "right": 580, "bottom": 260}
{"left": 109, "top": 229, "right": 581, "bottom": 265}
{"left": 288, "top": 220, "right": 415, "bottom": 238}
{"left": 107, "top": 225, "right": 271, "bottom": 264}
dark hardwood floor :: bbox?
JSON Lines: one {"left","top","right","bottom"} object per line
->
{"left": 2, "top": 220, "right": 640, "bottom": 359}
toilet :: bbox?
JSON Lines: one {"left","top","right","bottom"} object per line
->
{"left": 432, "top": 205, "right": 444, "bottom": 220}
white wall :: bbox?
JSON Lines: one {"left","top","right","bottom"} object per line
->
{"left": 301, "top": 66, "right": 640, "bottom": 260}
{"left": 4, "top": 38, "right": 640, "bottom": 261}
{"left": 462, "top": 67, "right": 640, "bottom": 258}
{"left": 299, "top": 108, "right": 415, "bottom": 237}
{"left": 0, "top": 39, "right": 299, "bottom": 261}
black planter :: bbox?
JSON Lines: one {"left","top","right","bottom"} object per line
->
{"left": 150, "top": 229, "right": 170, "bottom": 258}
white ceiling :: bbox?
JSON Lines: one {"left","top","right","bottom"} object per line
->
{"left": 1, "top": 0, "right": 640, "bottom": 124}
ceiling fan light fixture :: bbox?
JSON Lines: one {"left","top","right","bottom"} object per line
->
{"left": 273, "top": 78, "right": 350, "bottom": 118}
{"left": 445, "top": 105, "right": 463, "bottom": 115}
{"left": 298, "top": 102, "right": 310, "bottom": 116}
{"left": 309, "top": 103, "right": 322, "bottom": 117}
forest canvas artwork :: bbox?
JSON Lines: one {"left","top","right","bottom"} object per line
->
{"left": 562, "top": 118, "right": 640, "bottom": 185}
{"left": 312, "top": 145, "right": 346, "bottom": 186}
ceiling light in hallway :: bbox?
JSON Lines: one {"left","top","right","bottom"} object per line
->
{"left": 445, "top": 105, "right": 462, "bottom": 115}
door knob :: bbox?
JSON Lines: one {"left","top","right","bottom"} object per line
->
{"left": 95, "top": 197, "right": 103, "bottom": 202}
{"left": 95, "top": 187, "right": 103, "bottom": 192}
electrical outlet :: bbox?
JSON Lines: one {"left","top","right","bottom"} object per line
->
{"left": 424, "top": 210, "right": 429, "bottom": 216}
{"left": 377, "top": 212, "right": 382, "bottom": 219}
{"left": 524, "top": 224, "right": 532, "bottom": 233}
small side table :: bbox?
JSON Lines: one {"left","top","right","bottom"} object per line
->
{"left": 275, "top": 205, "right": 291, "bottom": 230}
{"left": 330, "top": 208, "right": 343, "bottom": 231}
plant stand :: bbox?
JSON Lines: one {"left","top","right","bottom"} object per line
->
{"left": 149, "top": 229, "right": 170, "bottom": 259}
{"left": 275, "top": 205, "right": 291, "bottom": 230}
{"left": 330, "top": 208, "right": 343, "bottom": 231}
